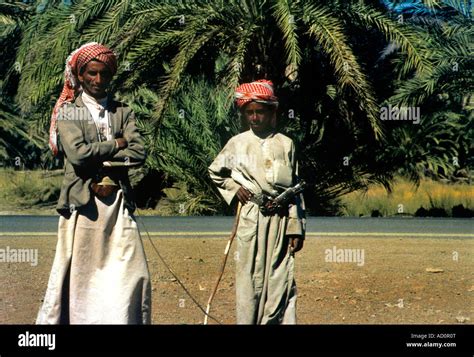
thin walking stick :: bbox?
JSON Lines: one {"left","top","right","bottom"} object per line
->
{"left": 204, "top": 202, "right": 242, "bottom": 325}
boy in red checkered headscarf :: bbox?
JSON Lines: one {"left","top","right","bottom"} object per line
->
{"left": 37, "top": 43, "right": 151, "bottom": 325}
{"left": 209, "top": 79, "right": 306, "bottom": 324}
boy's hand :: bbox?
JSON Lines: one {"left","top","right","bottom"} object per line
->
{"left": 289, "top": 236, "right": 304, "bottom": 254}
{"left": 236, "top": 186, "right": 252, "bottom": 204}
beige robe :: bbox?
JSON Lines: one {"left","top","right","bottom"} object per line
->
{"left": 36, "top": 190, "right": 151, "bottom": 324}
{"left": 209, "top": 130, "right": 305, "bottom": 324}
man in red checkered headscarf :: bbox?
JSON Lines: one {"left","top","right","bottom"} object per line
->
{"left": 38, "top": 43, "right": 151, "bottom": 325}
{"left": 49, "top": 42, "right": 118, "bottom": 156}
{"left": 209, "top": 79, "right": 306, "bottom": 324}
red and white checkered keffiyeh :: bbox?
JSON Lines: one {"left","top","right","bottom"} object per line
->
{"left": 49, "top": 42, "right": 118, "bottom": 156}
{"left": 235, "top": 79, "right": 279, "bottom": 109}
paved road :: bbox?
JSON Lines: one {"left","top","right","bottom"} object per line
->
{"left": 0, "top": 216, "right": 472, "bottom": 237}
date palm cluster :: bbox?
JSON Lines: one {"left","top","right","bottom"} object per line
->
{"left": 0, "top": 0, "right": 472, "bottom": 214}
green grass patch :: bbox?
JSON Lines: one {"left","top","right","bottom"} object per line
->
{"left": 0, "top": 168, "right": 63, "bottom": 214}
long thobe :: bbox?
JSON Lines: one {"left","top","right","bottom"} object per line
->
{"left": 36, "top": 190, "right": 151, "bottom": 324}
{"left": 209, "top": 130, "right": 305, "bottom": 324}
{"left": 36, "top": 94, "right": 151, "bottom": 324}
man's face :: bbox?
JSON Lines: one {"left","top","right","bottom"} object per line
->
{"left": 242, "top": 102, "right": 275, "bottom": 134}
{"left": 78, "top": 60, "right": 113, "bottom": 99}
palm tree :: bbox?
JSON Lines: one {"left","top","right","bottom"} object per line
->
{"left": 12, "top": 0, "right": 439, "bottom": 133}
{"left": 380, "top": 0, "right": 473, "bottom": 181}
{"left": 0, "top": 98, "right": 43, "bottom": 166}
{"left": 119, "top": 75, "right": 239, "bottom": 213}
{"left": 383, "top": 0, "right": 473, "bottom": 107}
{"left": 4, "top": 0, "right": 471, "bottom": 213}
{"left": 0, "top": 1, "right": 44, "bottom": 167}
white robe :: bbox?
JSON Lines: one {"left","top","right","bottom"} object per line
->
{"left": 209, "top": 130, "right": 305, "bottom": 324}
{"left": 36, "top": 190, "right": 151, "bottom": 324}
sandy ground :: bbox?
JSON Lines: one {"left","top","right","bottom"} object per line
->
{"left": 0, "top": 235, "right": 472, "bottom": 324}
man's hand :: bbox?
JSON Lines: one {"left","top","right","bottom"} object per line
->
{"left": 236, "top": 186, "right": 252, "bottom": 205}
{"left": 91, "top": 183, "right": 117, "bottom": 198}
{"left": 288, "top": 236, "right": 304, "bottom": 254}
{"left": 115, "top": 138, "right": 128, "bottom": 149}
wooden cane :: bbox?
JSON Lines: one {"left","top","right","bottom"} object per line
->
{"left": 204, "top": 202, "right": 242, "bottom": 325}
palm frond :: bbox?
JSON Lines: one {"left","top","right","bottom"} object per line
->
{"left": 350, "top": 2, "right": 434, "bottom": 77}
{"left": 152, "top": 26, "right": 220, "bottom": 128}
{"left": 272, "top": 0, "right": 302, "bottom": 69}
{"left": 216, "top": 23, "right": 256, "bottom": 102}
{"left": 303, "top": 2, "right": 382, "bottom": 139}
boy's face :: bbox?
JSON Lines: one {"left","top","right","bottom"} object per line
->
{"left": 242, "top": 102, "right": 275, "bottom": 134}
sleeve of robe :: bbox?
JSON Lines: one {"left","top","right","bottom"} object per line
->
{"left": 286, "top": 140, "right": 306, "bottom": 239}
{"left": 103, "top": 111, "right": 147, "bottom": 167}
{"left": 57, "top": 108, "right": 119, "bottom": 167}
{"left": 208, "top": 137, "right": 241, "bottom": 205}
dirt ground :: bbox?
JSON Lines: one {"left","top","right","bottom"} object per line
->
{"left": 0, "top": 235, "right": 472, "bottom": 324}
